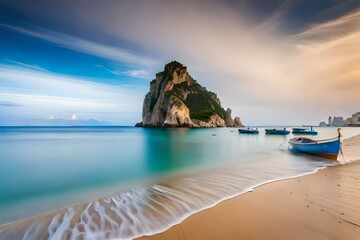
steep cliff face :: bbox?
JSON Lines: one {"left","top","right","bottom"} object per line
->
{"left": 225, "top": 108, "right": 235, "bottom": 127}
{"left": 138, "top": 61, "right": 241, "bottom": 128}
{"left": 234, "top": 116, "right": 244, "bottom": 127}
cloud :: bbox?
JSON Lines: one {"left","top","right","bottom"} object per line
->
{"left": 1, "top": 24, "right": 159, "bottom": 68}
{"left": 0, "top": 65, "right": 146, "bottom": 124}
{"left": 94, "top": 64, "right": 152, "bottom": 79}
{"left": 48, "top": 115, "right": 57, "bottom": 120}
{"left": 3, "top": 58, "right": 48, "bottom": 72}
{"left": 1, "top": 0, "right": 359, "bottom": 124}
{"left": 291, "top": 10, "right": 360, "bottom": 100}
{"left": 0, "top": 101, "right": 22, "bottom": 107}
{"left": 122, "top": 69, "right": 153, "bottom": 79}
{"left": 294, "top": 10, "right": 360, "bottom": 43}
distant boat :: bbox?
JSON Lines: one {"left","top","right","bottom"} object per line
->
{"left": 288, "top": 129, "right": 341, "bottom": 160}
{"left": 292, "top": 126, "right": 318, "bottom": 135}
{"left": 265, "top": 128, "right": 290, "bottom": 135}
{"left": 238, "top": 128, "right": 259, "bottom": 134}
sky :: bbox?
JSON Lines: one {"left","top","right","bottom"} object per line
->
{"left": 0, "top": 0, "right": 359, "bottom": 126}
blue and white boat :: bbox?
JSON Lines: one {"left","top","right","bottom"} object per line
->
{"left": 288, "top": 129, "right": 341, "bottom": 160}
{"left": 292, "top": 126, "right": 318, "bottom": 135}
{"left": 238, "top": 128, "right": 259, "bottom": 134}
{"left": 265, "top": 128, "right": 290, "bottom": 135}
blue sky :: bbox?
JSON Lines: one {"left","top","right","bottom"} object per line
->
{"left": 0, "top": 25, "right": 151, "bottom": 125}
{"left": 0, "top": 3, "right": 161, "bottom": 125}
{"left": 0, "top": 0, "right": 359, "bottom": 125}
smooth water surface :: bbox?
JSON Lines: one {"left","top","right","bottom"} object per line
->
{"left": 0, "top": 126, "right": 359, "bottom": 239}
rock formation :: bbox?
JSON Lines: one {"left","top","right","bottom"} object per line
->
{"left": 234, "top": 117, "right": 243, "bottom": 127}
{"left": 137, "top": 61, "right": 242, "bottom": 128}
{"left": 224, "top": 108, "right": 244, "bottom": 127}
{"left": 225, "top": 108, "right": 235, "bottom": 127}
{"left": 319, "top": 121, "right": 327, "bottom": 127}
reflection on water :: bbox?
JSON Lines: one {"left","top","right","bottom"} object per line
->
{"left": 0, "top": 126, "right": 359, "bottom": 239}
{"left": 144, "top": 128, "right": 203, "bottom": 172}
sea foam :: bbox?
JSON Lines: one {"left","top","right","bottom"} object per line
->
{"left": 0, "top": 153, "right": 337, "bottom": 240}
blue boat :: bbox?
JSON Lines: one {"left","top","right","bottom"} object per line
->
{"left": 238, "top": 128, "right": 259, "bottom": 134}
{"left": 288, "top": 129, "right": 341, "bottom": 160}
{"left": 265, "top": 128, "right": 290, "bottom": 135}
{"left": 292, "top": 126, "right": 318, "bottom": 135}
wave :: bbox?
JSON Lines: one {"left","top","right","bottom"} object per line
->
{"left": 0, "top": 153, "right": 337, "bottom": 240}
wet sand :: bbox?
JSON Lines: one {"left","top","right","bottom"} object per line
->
{"left": 140, "top": 135, "right": 360, "bottom": 240}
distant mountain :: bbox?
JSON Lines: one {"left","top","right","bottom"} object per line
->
{"left": 44, "top": 118, "right": 112, "bottom": 126}
{"left": 136, "top": 61, "right": 243, "bottom": 128}
{"left": 0, "top": 118, "right": 112, "bottom": 126}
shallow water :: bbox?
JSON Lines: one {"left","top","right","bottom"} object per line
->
{"left": 0, "top": 126, "right": 359, "bottom": 239}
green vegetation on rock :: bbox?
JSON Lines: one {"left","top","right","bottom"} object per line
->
{"left": 185, "top": 92, "right": 226, "bottom": 122}
{"left": 171, "top": 81, "right": 226, "bottom": 122}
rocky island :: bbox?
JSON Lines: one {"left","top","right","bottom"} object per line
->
{"left": 136, "top": 61, "right": 243, "bottom": 128}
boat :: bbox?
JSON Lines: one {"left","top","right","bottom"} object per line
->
{"left": 292, "top": 126, "right": 318, "bottom": 135}
{"left": 238, "top": 128, "right": 259, "bottom": 134}
{"left": 265, "top": 128, "right": 290, "bottom": 135}
{"left": 288, "top": 128, "right": 341, "bottom": 160}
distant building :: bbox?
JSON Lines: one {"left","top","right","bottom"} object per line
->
{"left": 345, "top": 112, "right": 360, "bottom": 126}
{"left": 328, "top": 116, "right": 332, "bottom": 126}
{"left": 354, "top": 112, "right": 360, "bottom": 125}
{"left": 320, "top": 112, "right": 359, "bottom": 127}
{"left": 332, "top": 116, "right": 344, "bottom": 126}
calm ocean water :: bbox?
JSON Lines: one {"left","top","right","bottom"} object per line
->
{"left": 0, "top": 126, "right": 359, "bottom": 239}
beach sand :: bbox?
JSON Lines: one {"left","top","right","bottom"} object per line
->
{"left": 139, "top": 135, "right": 360, "bottom": 240}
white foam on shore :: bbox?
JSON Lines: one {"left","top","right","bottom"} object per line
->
{"left": 0, "top": 152, "right": 338, "bottom": 240}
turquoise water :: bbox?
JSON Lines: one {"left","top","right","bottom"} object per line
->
{"left": 0, "top": 127, "right": 359, "bottom": 239}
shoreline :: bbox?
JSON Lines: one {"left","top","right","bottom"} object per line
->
{"left": 139, "top": 161, "right": 360, "bottom": 240}
{"left": 138, "top": 134, "right": 360, "bottom": 240}
{"left": 0, "top": 157, "right": 336, "bottom": 240}
{"left": 0, "top": 164, "right": 335, "bottom": 240}
{"left": 0, "top": 134, "right": 359, "bottom": 239}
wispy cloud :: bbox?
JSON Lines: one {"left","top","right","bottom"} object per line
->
{"left": 94, "top": 64, "right": 152, "bottom": 79}
{"left": 291, "top": 10, "right": 360, "bottom": 99}
{"left": 0, "top": 24, "right": 159, "bottom": 68}
{"left": 0, "top": 65, "right": 145, "bottom": 124}
{"left": 3, "top": 58, "right": 48, "bottom": 72}
{"left": 294, "top": 10, "right": 360, "bottom": 44}
{"left": 0, "top": 101, "right": 22, "bottom": 107}
{"left": 1, "top": 0, "right": 359, "bottom": 125}
{"left": 122, "top": 69, "right": 153, "bottom": 79}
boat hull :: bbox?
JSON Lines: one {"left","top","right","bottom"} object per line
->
{"left": 289, "top": 138, "right": 340, "bottom": 160}
{"left": 292, "top": 130, "right": 318, "bottom": 135}
{"left": 238, "top": 129, "right": 259, "bottom": 134}
{"left": 292, "top": 127, "right": 318, "bottom": 135}
{"left": 265, "top": 129, "right": 290, "bottom": 135}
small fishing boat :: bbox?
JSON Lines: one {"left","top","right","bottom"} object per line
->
{"left": 288, "top": 128, "right": 341, "bottom": 160}
{"left": 238, "top": 128, "right": 259, "bottom": 134}
{"left": 292, "top": 126, "right": 318, "bottom": 135}
{"left": 265, "top": 128, "right": 290, "bottom": 135}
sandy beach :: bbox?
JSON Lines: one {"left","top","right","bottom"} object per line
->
{"left": 140, "top": 134, "right": 360, "bottom": 240}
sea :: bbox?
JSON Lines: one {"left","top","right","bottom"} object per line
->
{"left": 0, "top": 126, "right": 359, "bottom": 239}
